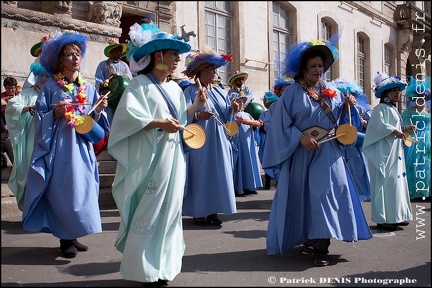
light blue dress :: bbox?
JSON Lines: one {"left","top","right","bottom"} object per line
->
{"left": 22, "top": 78, "right": 109, "bottom": 240}
{"left": 182, "top": 84, "right": 237, "bottom": 217}
{"left": 108, "top": 75, "right": 187, "bottom": 282}
{"left": 263, "top": 82, "right": 372, "bottom": 255}
{"left": 5, "top": 86, "right": 38, "bottom": 210}
{"left": 362, "top": 103, "right": 413, "bottom": 224}
{"left": 230, "top": 111, "right": 263, "bottom": 194}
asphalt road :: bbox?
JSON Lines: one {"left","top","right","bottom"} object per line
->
{"left": 1, "top": 188, "right": 431, "bottom": 287}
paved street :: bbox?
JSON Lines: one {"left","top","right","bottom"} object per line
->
{"left": 1, "top": 188, "right": 431, "bottom": 287}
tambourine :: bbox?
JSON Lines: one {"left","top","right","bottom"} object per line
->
{"left": 225, "top": 121, "right": 239, "bottom": 137}
{"left": 75, "top": 115, "right": 105, "bottom": 144}
{"left": 182, "top": 123, "right": 206, "bottom": 149}
{"left": 403, "top": 131, "right": 414, "bottom": 147}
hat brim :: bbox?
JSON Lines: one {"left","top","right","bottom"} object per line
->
{"left": 185, "top": 54, "right": 228, "bottom": 77}
{"left": 133, "top": 39, "right": 191, "bottom": 62}
{"left": 104, "top": 43, "right": 128, "bottom": 58}
{"left": 294, "top": 45, "right": 334, "bottom": 80}
{"left": 375, "top": 83, "right": 407, "bottom": 98}
{"left": 228, "top": 72, "right": 248, "bottom": 85}
{"left": 31, "top": 42, "right": 43, "bottom": 57}
{"left": 40, "top": 33, "right": 88, "bottom": 75}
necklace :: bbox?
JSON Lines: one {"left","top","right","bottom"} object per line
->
{"left": 299, "top": 79, "right": 322, "bottom": 101}
{"left": 53, "top": 72, "right": 87, "bottom": 127}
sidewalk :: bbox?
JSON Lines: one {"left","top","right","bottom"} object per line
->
{"left": 1, "top": 188, "right": 431, "bottom": 287}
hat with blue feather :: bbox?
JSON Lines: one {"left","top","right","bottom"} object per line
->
{"left": 184, "top": 46, "right": 232, "bottom": 78}
{"left": 331, "top": 77, "right": 371, "bottom": 111}
{"left": 39, "top": 30, "right": 88, "bottom": 75}
{"left": 283, "top": 29, "right": 342, "bottom": 80}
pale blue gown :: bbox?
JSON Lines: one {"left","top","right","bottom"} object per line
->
{"left": 108, "top": 75, "right": 188, "bottom": 282}
{"left": 263, "top": 82, "right": 372, "bottom": 255}
{"left": 182, "top": 84, "right": 237, "bottom": 218}
{"left": 22, "top": 79, "right": 109, "bottom": 240}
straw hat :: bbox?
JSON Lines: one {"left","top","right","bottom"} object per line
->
{"left": 104, "top": 38, "right": 128, "bottom": 58}
{"left": 228, "top": 71, "right": 248, "bottom": 86}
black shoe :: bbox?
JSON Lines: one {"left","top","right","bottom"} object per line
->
{"left": 193, "top": 217, "right": 207, "bottom": 226}
{"left": 235, "top": 191, "right": 246, "bottom": 197}
{"left": 158, "top": 279, "right": 169, "bottom": 287}
{"left": 394, "top": 221, "right": 410, "bottom": 226}
{"left": 142, "top": 280, "right": 169, "bottom": 287}
{"left": 303, "top": 244, "right": 314, "bottom": 254}
{"left": 59, "top": 240, "right": 78, "bottom": 258}
{"left": 377, "top": 223, "right": 399, "bottom": 231}
{"left": 71, "top": 239, "right": 88, "bottom": 251}
{"left": 244, "top": 189, "right": 258, "bottom": 195}
{"left": 206, "top": 214, "right": 222, "bottom": 225}
{"left": 313, "top": 252, "right": 329, "bottom": 266}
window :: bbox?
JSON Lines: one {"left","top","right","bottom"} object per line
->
{"left": 357, "top": 35, "right": 366, "bottom": 90}
{"left": 205, "top": 1, "right": 233, "bottom": 82}
{"left": 384, "top": 44, "right": 393, "bottom": 75}
{"left": 273, "top": 2, "right": 292, "bottom": 79}
{"left": 321, "top": 20, "right": 333, "bottom": 81}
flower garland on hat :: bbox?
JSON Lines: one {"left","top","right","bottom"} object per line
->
{"left": 53, "top": 72, "right": 87, "bottom": 127}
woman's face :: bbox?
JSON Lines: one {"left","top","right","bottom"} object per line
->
{"left": 199, "top": 65, "right": 217, "bottom": 84}
{"left": 60, "top": 45, "right": 82, "bottom": 73}
{"left": 387, "top": 88, "right": 402, "bottom": 102}
{"left": 303, "top": 56, "right": 324, "bottom": 84}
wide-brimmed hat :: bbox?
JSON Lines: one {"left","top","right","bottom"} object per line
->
{"left": 405, "top": 75, "right": 430, "bottom": 101}
{"left": 104, "top": 38, "right": 128, "bottom": 58}
{"left": 373, "top": 72, "right": 407, "bottom": 98}
{"left": 30, "top": 34, "right": 51, "bottom": 57}
{"left": 184, "top": 47, "right": 232, "bottom": 78}
{"left": 228, "top": 71, "right": 248, "bottom": 86}
{"left": 29, "top": 62, "right": 48, "bottom": 76}
{"left": 273, "top": 76, "right": 294, "bottom": 90}
{"left": 39, "top": 31, "right": 88, "bottom": 75}
{"left": 126, "top": 22, "right": 190, "bottom": 73}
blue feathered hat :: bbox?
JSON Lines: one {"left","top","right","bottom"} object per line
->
{"left": 29, "top": 62, "right": 48, "bottom": 76}
{"left": 373, "top": 72, "right": 407, "bottom": 98}
{"left": 273, "top": 76, "right": 294, "bottom": 90}
{"left": 331, "top": 77, "right": 370, "bottom": 111}
{"left": 126, "top": 22, "right": 191, "bottom": 73}
{"left": 39, "top": 30, "right": 88, "bottom": 75}
{"left": 261, "top": 91, "right": 279, "bottom": 104}
{"left": 283, "top": 29, "right": 342, "bottom": 80}
{"left": 184, "top": 47, "right": 232, "bottom": 78}
{"left": 405, "top": 75, "right": 430, "bottom": 101}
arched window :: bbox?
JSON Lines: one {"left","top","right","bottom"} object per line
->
{"left": 321, "top": 20, "right": 334, "bottom": 81}
{"left": 357, "top": 34, "right": 366, "bottom": 90}
{"left": 272, "top": 2, "right": 292, "bottom": 79}
{"left": 205, "top": 1, "right": 233, "bottom": 82}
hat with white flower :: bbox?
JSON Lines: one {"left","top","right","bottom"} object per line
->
{"left": 39, "top": 30, "right": 88, "bottom": 75}
{"left": 373, "top": 72, "right": 407, "bottom": 98}
{"left": 126, "top": 22, "right": 191, "bottom": 74}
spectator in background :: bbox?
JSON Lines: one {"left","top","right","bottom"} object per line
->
{"left": 401, "top": 75, "right": 430, "bottom": 200}
{"left": 362, "top": 72, "right": 414, "bottom": 231}
{"left": 2, "top": 77, "right": 18, "bottom": 125}
{"left": 1, "top": 100, "right": 14, "bottom": 167}
{"left": 5, "top": 63, "right": 49, "bottom": 210}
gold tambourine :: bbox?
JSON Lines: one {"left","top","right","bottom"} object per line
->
{"left": 225, "top": 121, "right": 239, "bottom": 137}
{"left": 335, "top": 124, "right": 358, "bottom": 145}
{"left": 183, "top": 123, "right": 206, "bottom": 149}
{"left": 403, "top": 131, "right": 413, "bottom": 147}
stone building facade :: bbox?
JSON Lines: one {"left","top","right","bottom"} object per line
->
{"left": 1, "top": 1, "right": 430, "bottom": 110}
